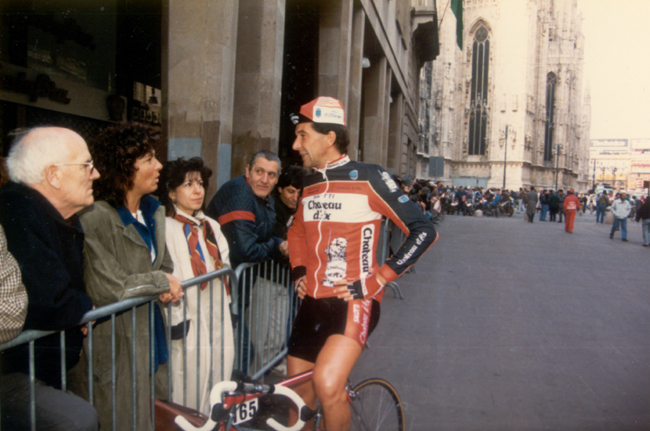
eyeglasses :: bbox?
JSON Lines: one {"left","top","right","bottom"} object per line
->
{"left": 54, "top": 161, "right": 95, "bottom": 175}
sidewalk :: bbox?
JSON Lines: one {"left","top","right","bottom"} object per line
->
{"left": 351, "top": 210, "right": 650, "bottom": 431}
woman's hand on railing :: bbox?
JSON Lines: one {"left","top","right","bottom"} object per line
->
{"left": 80, "top": 306, "right": 96, "bottom": 335}
{"left": 160, "top": 273, "right": 184, "bottom": 303}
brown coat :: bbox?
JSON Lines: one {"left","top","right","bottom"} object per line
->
{"left": 74, "top": 199, "right": 172, "bottom": 431}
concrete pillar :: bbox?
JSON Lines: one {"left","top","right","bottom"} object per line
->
{"left": 361, "top": 56, "right": 387, "bottom": 166}
{"left": 318, "top": 0, "right": 353, "bottom": 105}
{"left": 387, "top": 92, "right": 404, "bottom": 173}
{"left": 346, "top": 6, "right": 365, "bottom": 161}
{"left": 231, "top": 0, "right": 286, "bottom": 178}
{"left": 164, "top": 0, "right": 239, "bottom": 197}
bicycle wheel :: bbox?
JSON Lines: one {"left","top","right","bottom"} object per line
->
{"left": 349, "top": 378, "right": 405, "bottom": 431}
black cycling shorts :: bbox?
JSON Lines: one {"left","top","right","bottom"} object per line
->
{"left": 287, "top": 295, "right": 380, "bottom": 364}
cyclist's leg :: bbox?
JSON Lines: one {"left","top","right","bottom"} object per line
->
{"left": 287, "top": 355, "right": 317, "bottom": 408}
{"left": 312, "top": 334, "right": 363, "bottom": 431}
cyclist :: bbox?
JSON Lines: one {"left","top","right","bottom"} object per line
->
{"left": 287, "top": 97, "right": 437, "bottom": 430}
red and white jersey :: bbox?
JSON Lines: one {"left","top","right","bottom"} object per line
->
{"left": 288, "top": 155, "right": 437, "bottom": 302}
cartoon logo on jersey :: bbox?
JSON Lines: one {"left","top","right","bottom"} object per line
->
{"left": 349, "top": 170, "right": 359, "bottom": 180}
{"left": 322, "top": 237, "right": 348, "bottom": 287}
{"left": 379, "top": 171, "right": 399, "bottom": 193}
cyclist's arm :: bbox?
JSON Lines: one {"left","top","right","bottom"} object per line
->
{"left": 366, "top": 167, "right": 438, "bottom": 285}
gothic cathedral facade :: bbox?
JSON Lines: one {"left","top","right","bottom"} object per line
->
{"left": 418, "top": 0, "right": 590, "bottom": 191}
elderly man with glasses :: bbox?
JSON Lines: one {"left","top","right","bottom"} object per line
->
{"left": 0, "top": 126, "right": 100, "bottom": 431}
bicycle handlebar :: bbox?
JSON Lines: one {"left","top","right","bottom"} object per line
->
{"left": 265, "top": 384, "right": 307, "bottom": 431}
{"left": 174, "top": 380, "right": 307, "bottom": 431}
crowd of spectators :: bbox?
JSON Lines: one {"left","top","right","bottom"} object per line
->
{"left": 0, "top": 124, "right": 295, "bottom": 430}
{"left": 388, "top": 177, "right": 526, "bottom": 221}
{"left": 391, "top": 175, "right": 650, "bottom": 244}
{"left": 390, "top": 176, "right": 648, "bottom": 225}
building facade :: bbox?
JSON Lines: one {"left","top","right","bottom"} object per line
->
{"left": 418, "top": 0, "right": 591, "bottom": 191}
{"left": 0, "top": 0, "right": 438, "bottom": 198}
{"left": 589, "top": 138, "right": 650, "bottom": 195}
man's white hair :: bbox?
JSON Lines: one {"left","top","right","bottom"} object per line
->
{"left": 6, "top": 127, "right": 71, "bottom": 185}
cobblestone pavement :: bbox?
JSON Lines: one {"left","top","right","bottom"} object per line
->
{"left": 350, "top": 210, "right": 650, "bottom": 431}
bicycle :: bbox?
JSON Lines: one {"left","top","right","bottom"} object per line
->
{"left": 174, "top": 369, "right": 405, "bottom": 431}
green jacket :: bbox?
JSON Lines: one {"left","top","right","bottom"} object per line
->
{"left": 548, "top": 193, "right": 559, "bottom": 209}
{"left": 74, "top": 199, "right": 172, "bottom": 431}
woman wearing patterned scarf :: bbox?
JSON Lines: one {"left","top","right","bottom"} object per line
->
{"left": 158, "top": 157, "right": 234, "bottom": 415}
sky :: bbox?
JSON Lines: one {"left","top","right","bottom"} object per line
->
{"left": 577, "top": 0, "right": 650, "bottom": 140}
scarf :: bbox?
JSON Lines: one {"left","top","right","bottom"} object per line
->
{"left": 173, "top": 213, "right": 229, "bottom": 294}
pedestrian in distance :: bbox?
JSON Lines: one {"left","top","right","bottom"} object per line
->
{"left": 539, "top": 189, "right": 549, "bottom": 221}
{"left": 548, "top": 189, "right": 559, "bottom": 222}
{"left": 563, "top": 189, "right": 580, "bottom": 233}
{"left": 596, "top": 191, "right": 609, "bottom": 223}
{"left": 557, "top": 189, "right": 566, "bottom": 223}
{"left": 609, "top": 193, "right": 631, "bottom": 242}
{"left": 635, "top": 196, "right": 650, "bottom": 246}
{"left": 524, "top": 186, "right": 538, "bottom": 223}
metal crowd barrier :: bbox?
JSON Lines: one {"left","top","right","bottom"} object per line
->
{"left": 0, "top": 268, "right": 235, "bottom": 431}
{"left": 232, "top": 259, "right": 300, "bottom": 381}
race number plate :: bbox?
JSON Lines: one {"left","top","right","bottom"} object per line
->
{"left": 233, "top": 398, "right": 258, "bottom": 425}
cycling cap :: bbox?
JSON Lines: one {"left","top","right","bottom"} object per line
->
{"left": 299, "top": 97, "right": 346, "bottom": 126}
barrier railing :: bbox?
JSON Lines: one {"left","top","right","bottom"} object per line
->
{"left": 0, "top": 268, "right": 235, "bottom": 431}
{"left": 232, "top": 259, "right": 300, "bottom": 381}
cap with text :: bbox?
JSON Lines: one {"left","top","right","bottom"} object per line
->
{"left": 299, "top": 97, "right": 346, "bottom": 126}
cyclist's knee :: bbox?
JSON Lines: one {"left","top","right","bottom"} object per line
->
{"left": 312, "top": 370, "right": 346, "bottom": 406}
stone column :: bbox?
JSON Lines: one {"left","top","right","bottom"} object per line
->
{"left": 361, "top": 56, "right": 388, "bottom": 166}
{"left": 318, "top": 0, "right": 353, "bottom": 105}
{"left": 387, "top": 92, "right": 404, "bottom": 173}
{"left": 346, "top": 6, "right": 365, "bottom": 161}
{"left": 231, "top": 0, "right": 286, "bottom": 178}
{"left": 164, "top": 0, "right": 239, "bottom": 197}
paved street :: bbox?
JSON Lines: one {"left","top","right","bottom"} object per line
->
{"left": 350, "top": 210, "right": 650, "bottom": 431}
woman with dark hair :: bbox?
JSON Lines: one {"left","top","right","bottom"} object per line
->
{"left": 78, "top": 122, "right": 183, "bottom": 431}
{"left": 157, "top": 157, "right": 234, "bottom": 414}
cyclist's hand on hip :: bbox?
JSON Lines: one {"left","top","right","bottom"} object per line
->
{"left": 295, "top": 276, "right": 307, "bottom": 299}
{"left": 334, "top": 271, "right": 386, "bottom": 301}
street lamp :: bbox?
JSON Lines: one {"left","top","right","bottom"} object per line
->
{"left": 591, "top": 159, "right": 596, "bottom": 191}
{"left": 554, "top": 144, "right": 563, "bottom": 191}
{"left": 502, "top": 125, "right": 509, "bottom": 189}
